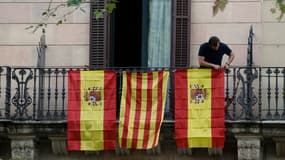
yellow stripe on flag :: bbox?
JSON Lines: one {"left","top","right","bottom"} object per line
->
{"left": 155, "top": 71, "right": 169, "bottom": 146}
{"left": 137, "top": 73, "right": 148, "bottom": 148}
{"left": 187, "top": 69, "right": 212, "bottom": 147}
{"left": 147, "top": 71, "right": 158, "bottom": 148}
{"left": 126, "top": 73, "right": 137, "bottom": 148}
{"left": 80, "top": 71, "right": 104, "bottom": 150}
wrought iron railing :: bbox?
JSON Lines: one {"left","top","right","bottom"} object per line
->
{"left": 0, "top": 66, "right": 284, "bottom": 121}
{"left": 224, "top": 66, "right": 285, "bottom": 121}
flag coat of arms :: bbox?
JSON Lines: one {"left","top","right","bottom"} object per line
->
{"left": 119, "top": 71, "right": 169, "bottom": 149}
{"left": 67, "top": 70, "right": 116, "bottom": 151}
{"left": 174, "top": 69, "right": 225, "bottom": 148}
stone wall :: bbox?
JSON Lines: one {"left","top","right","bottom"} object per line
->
{"left": 190, "top": 0, "right": 285, "bottom": 67}
{"left": 0, "top": 0, "right": 89, "bottom": 67}
{"left": 0, "top": 121, "right": 285, "bottom": 160}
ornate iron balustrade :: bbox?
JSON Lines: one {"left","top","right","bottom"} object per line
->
{"left": 0, "top": 66, "right": 284, "bottom": 121}
{"left": 224, "top": 66, "right": 285, "bottom": 120}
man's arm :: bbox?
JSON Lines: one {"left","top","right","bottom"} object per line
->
{"left": 224, "top": 52, "right": 235, "bottom": 68}
{"left": 199, "top": 56, "right": 221, "bottom": 69}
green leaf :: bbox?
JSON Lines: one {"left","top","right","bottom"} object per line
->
{"left": 95, "top": 10, "right": 104, "bottom": 19}
{"left": 106, "top": 2, "right": 116, "bottom": 14}
{"left": 67, "top": 0, "right": 82, "bottom": 7}
{"left": 213, "top": 0, "right": 228, "bottom": 16}
{"left": 42, "top": 12, "right": 47, "bottom": 16}
{"left": 56, "top": 20, "right": 63, "bottom": 25}
{"left": 219, "top": 0, "right": 228, "bottom": 11}
{"left": 276, "top": 0, "right": 285, "bottom": 21}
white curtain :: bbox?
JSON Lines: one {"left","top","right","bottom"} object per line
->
{"left": 147, "top": 0, "right": 171, "bottom": 67}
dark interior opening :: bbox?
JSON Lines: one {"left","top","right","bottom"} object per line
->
{"left": 112, "top": 0, "right": 142, "bottom": 67}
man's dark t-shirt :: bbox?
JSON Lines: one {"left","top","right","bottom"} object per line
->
{"left": 198, "top": 42, "right": 232, "bottom": 66}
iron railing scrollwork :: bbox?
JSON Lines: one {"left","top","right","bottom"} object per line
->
{"left": 236, "top": 67, "right": 258, "bottom": 120}
{"left": 0, "top": 66, "right": 283, "bottom": 121}
{"left": 11, "top": 69, "right": 33, "bottom": 120}
{"left": 233, "top": 26, "right": 258, "bottom": 120}
{"left": 60, "top": 69, "right": 67, "bottom": 119}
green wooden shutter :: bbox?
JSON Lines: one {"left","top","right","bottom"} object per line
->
{"left": 89, "top": 0, "right": 110, "bottom": 68}
{"left": 171, "top": 0, "right": 191, "bottom": 67}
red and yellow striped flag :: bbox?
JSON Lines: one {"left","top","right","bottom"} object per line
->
{"left": 119, "top": 71, "right": 169, "bottom": 149}
{"left": 174, "top": 69, "right": 225, "bottom": 148}
{"left": 67, "top": 70, "right": 117, "bottom": 151}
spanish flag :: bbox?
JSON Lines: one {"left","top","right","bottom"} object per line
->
{"left": 119, "top": 71, "right": 169, "bottom": 149}
{"left": 67, "top": 70, "right": 116, "bottom": 151}
{"left": 174, "top": 69, "right": 224, "bottom": 148}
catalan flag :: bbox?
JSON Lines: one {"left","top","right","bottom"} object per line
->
{"left": 67, "top": 70, "right": 116, "bottom": 151}
{"left": 119, "top": 71, "right": 169, "bottom": 149}
{"left": 174, "top": 69, "right": 225, "bottom": 148}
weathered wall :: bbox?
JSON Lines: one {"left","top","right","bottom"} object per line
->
{"left": 190, "top": 0, "right": 262, "bottom": 67}
{"left": 261, "top": 0, "right": 285, "bottom": 66}
{"left": 1, "top": 0, "right": 283, "bottom": 68}
{"left": 0, "top": 0, "right": 89, "bottom": 67}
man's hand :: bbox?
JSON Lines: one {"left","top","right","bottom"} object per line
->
{"left": 223, "top": 62, "right": 230, "bottom": 69}
{"left": 212, "top": 64, "right": 222, "bottom": 70}
{"left": 199, "top": 56, "right": 222, "bottom": 69}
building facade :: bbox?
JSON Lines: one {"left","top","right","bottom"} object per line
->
{"left": 0, "top": 0, "right": 284, "bottom": 160}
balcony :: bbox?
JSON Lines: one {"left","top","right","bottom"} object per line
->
{"left": 0, "top": 66, "right": 283, "bottom": 122}
{"left": 0, "top": 27, "right": 283, "bottom": 160}
{"left": 0, "top": 66, "right": 284, "bottom": 159}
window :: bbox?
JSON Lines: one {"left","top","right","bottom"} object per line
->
{"left": 89, "top": 0, "right": 191, "bottom": 68}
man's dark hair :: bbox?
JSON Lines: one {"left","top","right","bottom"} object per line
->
{"left": 208, "top": 36, "right": 220, "bottom": 47}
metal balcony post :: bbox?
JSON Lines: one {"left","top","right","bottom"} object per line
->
{"left": 37, "top": 29, "right": 47, "bottom": 119}
{"left": 5, "top": 67, "right": 11, "bottom": 119}
{"left": 237, "top": 26, "right": 258, "bottom": 120}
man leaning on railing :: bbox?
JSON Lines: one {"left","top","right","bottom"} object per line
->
{"left": 198, "top": 36, "right": 235, "bottom": 69}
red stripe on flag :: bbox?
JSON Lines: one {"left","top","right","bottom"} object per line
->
{"left": 132, "top": 73, "right": 142, "bottom": 148}
{"left": 67, "top": 71, "right": 81, "bottom": 150}
{"left": 103, "top": 71, "right": 117, "bottom": 150}
{"left": 121, "top": 72, "right": 132, "bottom": 148}
{"left": 174, "top": 70, "right": 189, "bottom": 148}
{"left": 211, "top": 69, "right": 225, "bottom": 148}
{"left": 142, "top": 72, "right": 153, "bottom": 148}
{"left": 152, "top": 71, "right": 164, "bottom": 148}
